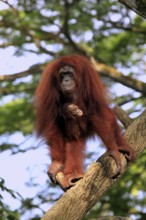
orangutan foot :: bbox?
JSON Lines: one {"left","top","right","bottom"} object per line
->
{"left": 56, "top": 172, "right": 84, "bottom": 191}
{"left": 118, "top": 145, "right": 135, "bottom": 162}
{"left": 47, "top": 161, "right": 64, "bottom": 184}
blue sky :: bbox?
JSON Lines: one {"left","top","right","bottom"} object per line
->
{"left": 0, "top": 1, "right": 146, "bottom": 217}
{"left": 0, "top": 45, "right": 49, "bottom": 210}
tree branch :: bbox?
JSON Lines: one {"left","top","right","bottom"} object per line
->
{"left": 1, "top": 54, "right": 146, "bottom": 103}
{"left": 113, "top": 105, "right": 134, "bottom": 128}
{"left": 61, "top": 0, "right": 87, "bottom": 55}
{"left": 91, "top": 57, "right": 146, "bottom": 95}
{"left": 119, "top": 0, "right": 146, "bottom": 19}
{"left": 0, "top": 0, "right": 15, "bottom": 10}
{"left": 1, "top": 58, "right": 146, "bottom": 99}
{"left": 0, "top": 64, "right": 45, "bottom": 82}
{"left": 41, "top": 108, "right": 146, "bottom": 220}
{"left": 114, "top": 95, "right": 144, "bottom": 106}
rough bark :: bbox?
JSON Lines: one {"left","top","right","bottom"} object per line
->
{"left": 113, "top": 105, "right": 134, "bottom": 129}
{"left": 119, "top": 0, "right": 146, "bottom": 19}
{"left": 41, "top": 108, "right": 146, "bottom": 220}
{"left": 96, "top": 217, "right": 132, "bottom": 220}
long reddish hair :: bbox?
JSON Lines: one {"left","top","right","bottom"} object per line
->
{"left": 35, "top": 55, "right": 106, "bottom": 137}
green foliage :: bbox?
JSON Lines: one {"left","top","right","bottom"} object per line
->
{"left": 0, "top": 178, "right": 21, "bottom": 220}
{"left": 0, "top": 0, "right": 146, "bottom": 219}
{"left": 0, "top": 98, "right": 34, "bottom": 135}
{"left": 0, "top": 0, "right": 146, "bottom": 65}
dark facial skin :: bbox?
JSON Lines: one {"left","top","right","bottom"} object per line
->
{"left": 59, "top": 65, "right": 76, "bottom": 97}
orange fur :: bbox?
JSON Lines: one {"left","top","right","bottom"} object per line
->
{"left": 35, "top": 55, "right": 134, "bottom": 188}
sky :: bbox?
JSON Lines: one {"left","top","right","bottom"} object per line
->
{"left": 0, "top": 41, "right": 104, "bottom": 213}
{"left": 0, "top": 1, "right": 104, "bottom": 215}
{"left": 0, "top": 46, "right": 49, "bottom": 209}
{"left": 0, "top": 0, "right": 52, "bottom": 210}
{"left": 0, "top": 44, "right": 135, "bottom": 214}
{"left": 0, "top": 1, "right": 146, "bottom": 218}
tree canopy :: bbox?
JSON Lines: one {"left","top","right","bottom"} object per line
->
{"left": 0, "top": 1, "right": 146, "bottom": 220}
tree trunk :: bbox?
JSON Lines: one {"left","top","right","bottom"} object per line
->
{"left": 41, "top": 109, "right": 146, "bottom": 220}
{"left": 96, "top": 217, "right": 132, "bottom": 220}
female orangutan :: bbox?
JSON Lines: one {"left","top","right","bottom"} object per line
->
{"left": 35, "top": 55, "right": 134, "bottom": 190}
